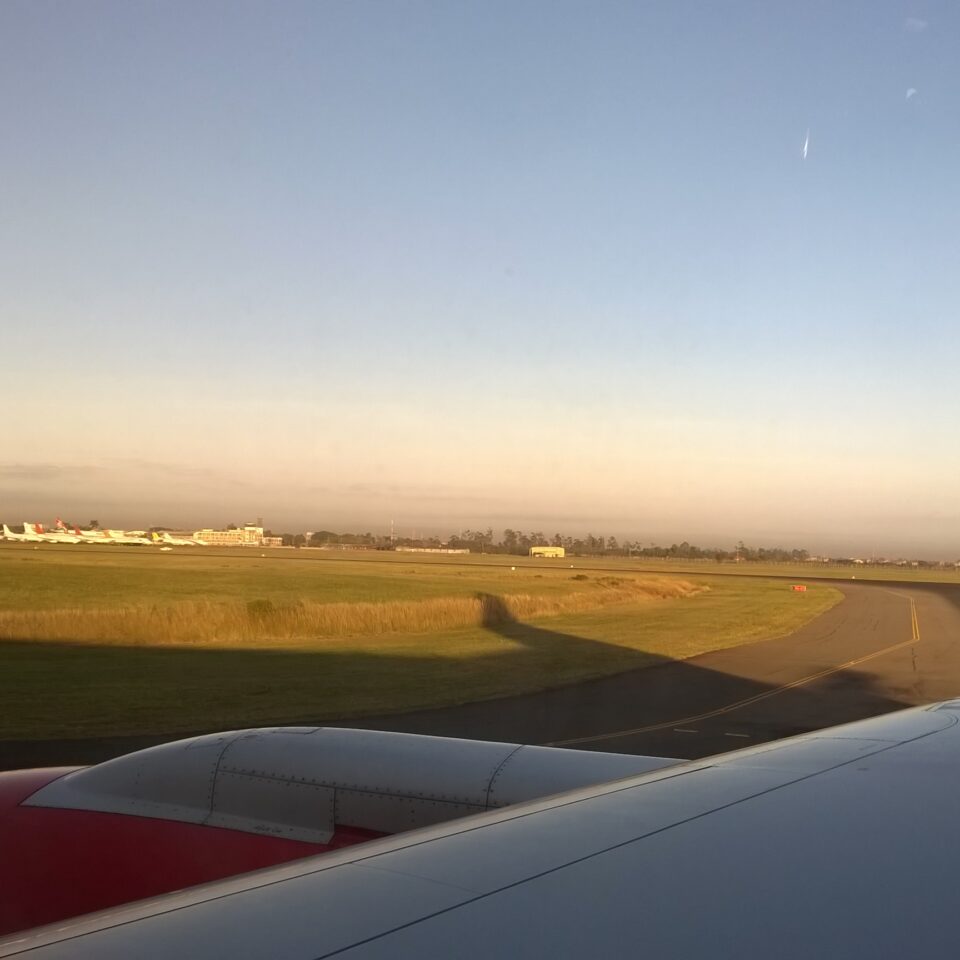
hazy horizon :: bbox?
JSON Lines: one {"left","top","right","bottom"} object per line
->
{"left": 3, "top": 2, "right": 959, "bottom": 559}
{"left": 0, "top": 464, "right": 960, "bottom": 560}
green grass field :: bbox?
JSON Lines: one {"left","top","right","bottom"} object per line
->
{"left": 0, "top": 545, "right": 589, "bottom": 609}
{"left": 0, "top": 544, "right": 842, "bottom": 739}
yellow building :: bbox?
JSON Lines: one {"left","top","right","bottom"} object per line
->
{"left": 529, "top": 546, "right": 565, "bottom": 558}
{"left": 194, "top": 525, "right": 264, "bottom": 546}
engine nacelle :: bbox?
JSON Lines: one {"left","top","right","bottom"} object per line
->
{"left": 25, "top": 728, "right": 680, "bottom": 843}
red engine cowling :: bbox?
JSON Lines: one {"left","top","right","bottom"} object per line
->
{"left": 0, "top": 766, "right": 380, "bottom": 938}
{"left": 1, "top": 727, "right": 676, "bottom": 938}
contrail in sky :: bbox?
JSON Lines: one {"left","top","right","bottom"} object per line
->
{"left": 802, "top": 129, "right": 810, "bottom": 160}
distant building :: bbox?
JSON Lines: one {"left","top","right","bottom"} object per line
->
{"left": 529, "top": 546, "right": 565, "bottom": 558}
{"left": 395, "top": 547, "right": 471, "bottom": 554}
{"left": 194, "top": 524, "right": 264, "bottom": 546}
{"left": 316, "top": 543, "right": 372, "bottom": 551}
{"left": 262, "top": 536, "right": 283, "bottom": 547}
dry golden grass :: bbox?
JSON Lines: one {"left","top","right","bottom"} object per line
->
{"left": 0, "top": 576, "right": 701, "bottom": 648}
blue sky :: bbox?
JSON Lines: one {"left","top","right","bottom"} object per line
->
{"left": 2, "top": 1, "right": 958, "bottom": 553}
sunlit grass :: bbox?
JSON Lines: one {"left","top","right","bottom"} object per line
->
{"left": 0, "top": 545, "right": 602, "bottom": 610}
{"left": 0, "top": 577, "right": 698, "bottom": 647}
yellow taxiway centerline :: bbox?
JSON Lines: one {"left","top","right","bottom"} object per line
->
{"left": 550, "top": 596, "right": 921, "bottom": 747}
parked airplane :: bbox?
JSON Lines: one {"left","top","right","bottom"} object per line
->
{"left": 49, "top": 519, "right": 87, "bottom": 544}
{"left": 1, "top": 703, "right": 958, "bottom": 956}
{"left": 27, "top": 523, "right": 82, "bottom": 545}
{"left": 151, "top": 531, "right": 203, "bottom": 546}
{"left": 1, "top": 524, "right": 43, "bottom": 543}
{"left": 13, "top": 523, "right": 82, "bottom": 545}
{"left": 69, "top": 526, "right": 149, "bottom": 546}
{"left": 105, "top": 529, "right": 151, "bottom": 546}
{"left": 66, "top": 525, "right": 115, "bottom": 544}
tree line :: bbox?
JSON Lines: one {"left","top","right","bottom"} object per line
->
{"left": 446, "top": 531, "right": 809, "bottom": 561}
{"left": 263, "top": 527, "right": 810, "bottom": 561}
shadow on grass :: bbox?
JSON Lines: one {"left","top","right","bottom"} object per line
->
{"left": 0, "top": 587, "right": 923, "bottom": 769}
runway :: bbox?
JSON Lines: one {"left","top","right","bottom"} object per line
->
{"left": 3, "top": 578, "right": 960, "bottom": 768}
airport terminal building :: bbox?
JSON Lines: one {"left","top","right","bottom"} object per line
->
{"left": 194, "top": 524, "right": 264, "bottom": 546}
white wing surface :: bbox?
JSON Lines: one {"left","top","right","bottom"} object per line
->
{"left": 3, "top": 703, "right": 960, "bottom": 958}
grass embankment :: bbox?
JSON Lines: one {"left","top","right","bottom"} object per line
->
{"left": 0, "top": 548, "right": 842, "bottom": 739}
{"left": 0, "top": 577, "right": 695, "bottom": 646}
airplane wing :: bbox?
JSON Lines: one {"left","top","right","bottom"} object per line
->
{"left": 2, "top": 703, "right": 959, "bottom": 957}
